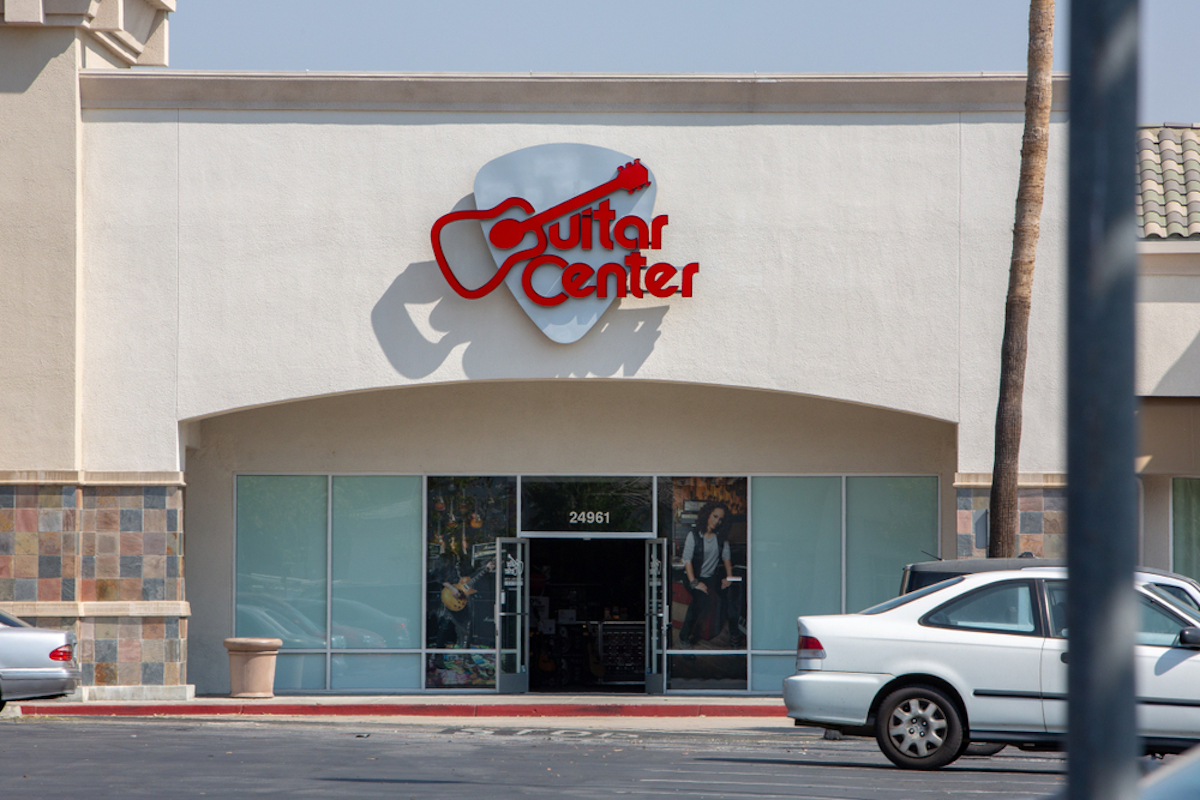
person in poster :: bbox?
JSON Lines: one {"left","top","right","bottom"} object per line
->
{"left": 430, "top": 526, "right": 477, "bottom": 649}
{"left": 678, "top": 499, "right": 743, "bottom": 648}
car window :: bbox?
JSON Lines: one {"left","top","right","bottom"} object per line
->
{"left": 1046, "top": 581, "right": 1200, "bottom": 644}
{"left": 1142, "top": 584, "right": 1200, "bottom": 623}
{"left": 1046, "top": 580, "right": 1068, "bottom": 638}
{"left": 923, "top": 581, "right": 1038, "bottom": 634}
{"left": 0, "top": 610, "right": 31, "bottom": 628}
{"left": 1138, "top": 596, "right": 1191, "bottom": 647}
{"left": 860, "top": 577, "right": 964, "bottom": 615}
{"left": 1153, "top": 583, "right": 1200, "bottom": 613}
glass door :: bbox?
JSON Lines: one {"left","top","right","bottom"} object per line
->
{"left": 496, "top": 537, "right": 530, "bottom": 693}
{"left": 645, "top": 538, "right": 668, "bottom": 694}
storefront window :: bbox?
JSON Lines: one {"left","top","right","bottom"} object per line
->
{"left": 667, "top": 653, "right": 747, "bottom": 691}
{"left": 521, "top": 476, "right": 653, "bottom": 534}
{"left": 425, "top": 476, "right": 516, "bottom": 689}
{"left": 274, "top": 654, "right": 326, "bottom": 691}
{"left": 658, "top": 477, "right": 748, "bottom": 651}
{"left": 235, "top": 476, "right": 328, "bottom": 650}
{"left": 750, "top": 477, "right": 842, "bottom": 650}
{"left": 751, "top": 655, "right": 798, "bottom": 693}
{"left": 236, "top": 475, "right": 425, "bottom": 692}
{"left": 845, "top": 476, "right": 939, "bottom": 612}
{"left": 331, "top": 476, "right": 422, "bottom": 650}
{"left": 333, "top": 654, "right": 423, "bottom": 691}
{"left": 235, "top": 471, "right": 938, "bottom": 694}
{"left": 1172, "top": 478, "right": 1200, "bottom": 581}
{"left": 424, "top": 652, "right": 497, "bottom": 689}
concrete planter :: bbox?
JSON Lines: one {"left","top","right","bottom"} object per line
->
{"left": 223, "top": 638, "right": 283, "bottom": 698}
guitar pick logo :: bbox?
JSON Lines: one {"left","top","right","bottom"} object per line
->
{"left": 431, "top": 143, "right": 699, "bottom": 343}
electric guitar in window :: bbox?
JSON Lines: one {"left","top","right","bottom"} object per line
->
{"left": 440, "top": 561, "right": 495, "bottom": 612}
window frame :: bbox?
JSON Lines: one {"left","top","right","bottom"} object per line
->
{"left": 1136, "top": 590, "right": 1198, "bottom": 648}
{"left": 1042, "top": 580, "right": 1200, "bottom": 646}
{"left": 920, "top": 579, "right": 1046, "bottom": 638}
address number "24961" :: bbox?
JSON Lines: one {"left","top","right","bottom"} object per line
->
{"left": 569, "top": 511, "right": 610, "bottom": 524}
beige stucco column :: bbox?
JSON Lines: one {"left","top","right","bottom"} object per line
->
{"left": 0, "top": 1, "right": 173, "bottom": 473}
{"left": 1, "top": 1, "right": 188, "bottom": 702}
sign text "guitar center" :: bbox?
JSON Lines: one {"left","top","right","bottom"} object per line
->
{"left": 432, "top": 157, "right": 699, "bottom": 308}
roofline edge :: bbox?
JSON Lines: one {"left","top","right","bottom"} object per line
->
{"left": 79, "top": 71, "right": 1072, "bottom": 114}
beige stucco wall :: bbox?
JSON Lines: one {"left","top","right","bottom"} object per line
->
{"left": 1138, "top": 245, "right": 1200, "bottom": 399}
{"left": 0, "top": 6, "right": 172, "bottom": 476}
{"left": 0, "top": 28, "right": 83, "bottom": 471}
{"left": 183, "top": 378, "right": 958, "bottom": 694}
{"left": 77, "top": 74, "right": 1070, "bottom": 478}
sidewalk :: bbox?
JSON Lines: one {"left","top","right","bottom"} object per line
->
{"left": 14, "top": 694, "right": 789, "bottom": 719}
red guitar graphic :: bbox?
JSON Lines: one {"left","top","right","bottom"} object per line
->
{"left": 431, "top": 159, "right": 651, "bottom": 302}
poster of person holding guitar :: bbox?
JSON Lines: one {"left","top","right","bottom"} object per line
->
{"left": 660, "top": 477, "right": 748, "bottom": 651}
{"left": 430, "top": 528, "right": 492, "bottom": 650}
{"left": 425, "top": 476, "right": 515, "bottom": 688}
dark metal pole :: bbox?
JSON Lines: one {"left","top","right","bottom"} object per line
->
{"left": 1066, "top": 1, "right": 1140, "bottom": 799}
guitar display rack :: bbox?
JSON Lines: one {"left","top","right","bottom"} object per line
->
{"left": 597, "top": 621, "right": 645, "bottom": 685}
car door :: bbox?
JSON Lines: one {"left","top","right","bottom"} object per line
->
{"left": 919, "top": 579, "right": 1048, "bottom": 733}
{"left": 1040, "top": 581, "right": 1200, "bottom": 738}
{"left": 1040, "top": 580, "right": 1068, "bottom": 733}
{"left": 1132, "top": 593, "right": 1200, "bottom": 738}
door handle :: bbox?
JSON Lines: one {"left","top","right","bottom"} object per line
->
{"left": 1061, "top": 652, "right": 1069, "bottom": 664}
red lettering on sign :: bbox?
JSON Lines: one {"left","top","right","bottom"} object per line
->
{"left": 681, "top": 263, "right": 699, "bottom": 297}
{"left": 595, "top": 263, "right": 628, "bottom": 299}
{"left": 430, "top": 157, "right": 699, "bottom": 307}
{"left": 522, "top": 254, "right": 569, "bottom": 307}
{"left": 614, "top": 215, "right": 649, "bottom": 249}
{"left": 595, "top": 200, "right": 615, "bottom": 250}
{"left": 563, "top": 262, "right": 595, "bottom": 298}
{"left": 651, "top": 214, "right": 669, "bottom": 250}
{"left": 624, "top": 251, "right": 646, "bottom": 299}
{"left": 548, "top": 214, "right": 581, "bottom": 249}
{"left": 645, "top": 262, "right": 677, "bottom": 297}
{"left": 580, "top": 209, "right": 593, "bottom": 250}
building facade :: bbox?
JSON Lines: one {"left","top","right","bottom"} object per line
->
{"left": 3, "top": 5, "right": 1199, "bottom": 698}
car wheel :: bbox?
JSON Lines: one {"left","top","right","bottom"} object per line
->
{"left": 964, "top": 742, "right": 1006, "bottom": 757}
{"left": 875, "top": 685, "right": 964, "bottom": 770}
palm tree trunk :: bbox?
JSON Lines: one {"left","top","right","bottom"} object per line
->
{"left": 989, "top": 0, "right": 1056, "bottom": 558}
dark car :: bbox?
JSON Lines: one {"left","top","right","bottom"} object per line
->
{"left": 900, "top": 557, "right": 1063, "bottom": 594}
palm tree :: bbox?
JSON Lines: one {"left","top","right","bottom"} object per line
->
{"left": 989, "top": 0, "right": 1056, "bottom": 558}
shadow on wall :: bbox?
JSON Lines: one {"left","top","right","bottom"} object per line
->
{"left": 0, "top": 31, "right": 69, "bottom": 94}
{"left": 1153, "top": 327, "right": 1200, "bottom": 396}
{"left": 371, "top": 194, "right": 667, "bottom": 379}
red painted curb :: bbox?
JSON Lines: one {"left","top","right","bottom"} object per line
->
{"left": 698, "top": 705, "right": 787, "bottom": 717}
{"left": 19, "top": 702, "right": 788, "bottom": 718}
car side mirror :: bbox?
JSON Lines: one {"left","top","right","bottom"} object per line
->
{"left": 1179, "top": 627, "right": 1200, "bottom": 649}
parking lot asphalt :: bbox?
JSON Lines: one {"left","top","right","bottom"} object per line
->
{"left": 0, "top": 715, "right": 1070, "bottom": 800}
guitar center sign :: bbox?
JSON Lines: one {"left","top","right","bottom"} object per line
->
{"left": 431, "top": 143, "right": 699, "bottom": 343}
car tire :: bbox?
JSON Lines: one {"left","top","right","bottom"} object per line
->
{"left": 963, "top": 742, "right": 1006, "bottom": 757}
{"left": 875, "top": 684, "right": 965, "bottom": 770}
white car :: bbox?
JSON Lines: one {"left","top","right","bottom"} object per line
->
{"left": 900, "top": 558, "right": 1200, "bottom": 615}
{"left": 783, "top": 568, "right": 1200, "bottom": 769}
{"left": 0, "top": 610, "right": 80, "bottom": 709}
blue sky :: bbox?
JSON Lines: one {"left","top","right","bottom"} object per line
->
{"left": 169, "top": 0, "right": 1197, "bottom": 125}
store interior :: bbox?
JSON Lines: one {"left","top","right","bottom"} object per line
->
{"left": 527, "top": 538, "right": 647, "bottom": 692}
